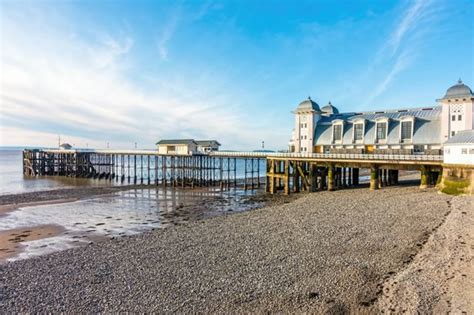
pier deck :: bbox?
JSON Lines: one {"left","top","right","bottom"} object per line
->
{"left": 23, "top": 149, "right": 445, "bottom": 194}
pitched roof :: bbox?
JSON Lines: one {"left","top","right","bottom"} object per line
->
{"left": 318, "top": 106, "right": 441, "bottom": 124}
{"left": 195, "top": 140, "right": 221, "bottom": 146}
{"left": 314, "top": 106, "right": 442, "bottom": 145}
{"left": 445, "top": 130, "right": 474, "bottom": 144}
{"left": 156, "top": 139, "right": 197, "bottom": 145}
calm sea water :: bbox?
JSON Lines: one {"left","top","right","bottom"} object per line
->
{"left": 0, "top": 149, "right": 266, "bottom": 195}
{"left": 0, "top": 149, "right": 121, "bottom": 195}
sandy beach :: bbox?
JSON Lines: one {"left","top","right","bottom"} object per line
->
{"left": 0, "top": 225, "right": 65, "bottom": 261}
{"left": 0, "top": 182, "right": 472, "bottom": 313}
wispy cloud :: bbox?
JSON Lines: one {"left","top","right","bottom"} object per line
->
{"left": 363, "top": 0, "right": 441, "bottom": 106}
{"left": 385, "top": 0, "right": 430, "bottom": 57}
{"left": 156, "top": 12, "right": 180, "bottom": 61}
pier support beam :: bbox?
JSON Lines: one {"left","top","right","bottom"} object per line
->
{"left": 328, "top": 165, "right": 335, "bottom": 191}
{"left": 383, "top": 169, "right": 389, "bottom": 186}
{"left": 320, "top": 168, "right": 327, "bottom": 190}
{"left": 309, "top": 163, "right": 317, "bottom": 192}
{"left": 352, "top": 168, "right": 359, "bottom": 186}
{"left": 420, "top": 166, "right": 429, "bottom": 189}
{"left": 284, "top": 160, "right": 290, "bottom": 195}
{"left": 370, "top": 166, "right": 379, "bottom": 190}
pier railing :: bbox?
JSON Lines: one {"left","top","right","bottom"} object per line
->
{"left": 37, "top": 149, "right": 444, "bottom": 162}
{"left": 211, "top": 151, "right": 444, "bottom": 161}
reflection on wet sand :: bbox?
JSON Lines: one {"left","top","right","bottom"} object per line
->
{"left": 0, "top": 187, "right": 263, "bottom": 262}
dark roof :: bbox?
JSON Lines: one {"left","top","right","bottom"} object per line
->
{"left": 445, "top": 130, "right": 474, "bottom": 144}
{"left": 156, "top": 139, "right": 197, "bottom": 145}
{"left": 59, "top": 143, "right": 72, "bottom": 149}
{"left": 441, "top": 79, "right": 473, "bottom": 99}
{"left": 296, "top": 96, "right": 321, "bottom": 112}
{"left": 195, "top": 140, "right": 221, "bottom": 146}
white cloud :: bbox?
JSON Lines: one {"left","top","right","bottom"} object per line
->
{"left": 0, "top": 5, "right": 275, "bottom": 150}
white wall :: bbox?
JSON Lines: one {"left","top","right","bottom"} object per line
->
{"left": 444, "top": 143, "right": 474, "bottom": 165}
{"left": 292, "top": 111, "right": 320, "bottom": 153}
{"left": 157, "top": 144, "right": 195, "bottom": 155}
{"left": 441, "top": 99, "right": 474, "bottom": 140}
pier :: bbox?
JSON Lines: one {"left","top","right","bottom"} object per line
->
{"left": 23, "top": 149, "right": 445, "bottom": 193}
{"left": 22, "top": 149, "right": 264, "bottom": 190}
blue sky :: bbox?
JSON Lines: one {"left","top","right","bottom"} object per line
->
{"left": 1, "top": 0, "right": 473, "bottom": 150}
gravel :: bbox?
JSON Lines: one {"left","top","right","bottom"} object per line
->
{"left": 0, "top": 184, "right": 457, "bottom": 313}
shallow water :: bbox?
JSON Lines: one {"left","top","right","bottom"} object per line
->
{"left": 0, "top": 149, "right": 123, "bottom": 195}
{"left": 0, "top": 187, "right": 263, "bottom": 261}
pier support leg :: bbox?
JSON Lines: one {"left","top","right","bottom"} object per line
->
{"left": 328, "top": 165, "right": 335, "bottom": 191}
{"left": 383, "top": 169, "right": 388, "bottom": 186}
{"left": 352, "top": 168, "right": 359, "bottom": 186}
{"left": 370, "top": 167, "right": 379, "bottom": 190}
{"left": 320, "top": 168, "right": 327, "bottom": 190}
{"left": 378, "top": 169, "right": 383, "bottom": 189}
{"left": 284, "top": 160, "right": 290, "bottom": 195}
{"left": 420, "top": 166, "right": 429, "bottom": 189}
{"left": 309, "top": 163, "right": 317, "bottom": 192}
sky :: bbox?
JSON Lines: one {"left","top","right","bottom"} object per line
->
{"left": 0, "top": 0, "right": 473, "bottom": 150}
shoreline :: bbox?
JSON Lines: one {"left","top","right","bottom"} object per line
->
{"left": 1, "top": 184, "right": 471, "bottom": 312}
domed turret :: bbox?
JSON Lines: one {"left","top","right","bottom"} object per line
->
{"left": 442, "top": 79, "right": 473, "bottom": 99}
{"left": 296, "top": 96, "right": 321, "bottom": 112}
{"left": 321, "top": 101, "right": 339, "bottom": 116}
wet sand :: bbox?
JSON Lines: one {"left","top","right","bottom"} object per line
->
{"left": 0, "top": 225, "right": 65, "bottom": 261}
{"left": 0, "top": 185, "right": 150, "bottom": 207}
{"left": 0, "top": 185, "right": 293, "bottom": 262}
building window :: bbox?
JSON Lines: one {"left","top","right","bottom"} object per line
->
{"left": 470, "top": 149, "right": 474, "bottom": 154}
{"left": 445, "top": 148, "right": 450, "bottom": 154}
{"left": 376, "top": 122, "right": 387, "bottom": 140}
{"left": 452, "top": 115, "right": 456, "bottom": 121}
{"left": 451, "top": 131, "right": 455, "bottom": 137}
{"left": 354, "top": 123, "right": 364, "bottom": 141}
{"left": 333, "top": 124, "right": 342, "bottom": 141}
{"left": 401, "top": 121, "right": 412, "bottom": 141}
{"left": 458, "top": 115, "right": 462, "bottom": 121}
{"left": 461, "top": 148, "right": 467, "bottom": 154}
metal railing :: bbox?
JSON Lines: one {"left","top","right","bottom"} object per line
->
{"left": 211, "top": 151, "right": 444, "bottom": 161}
{"left": 34, "top": 149, "right": 444, "bottom": 162}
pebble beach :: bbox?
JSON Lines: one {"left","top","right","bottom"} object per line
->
{"left": 1, "top": 183, "right": 472, "bottom": 313}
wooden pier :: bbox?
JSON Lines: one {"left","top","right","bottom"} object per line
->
{"left": 264, "top": 153, "right": 443, "bottom": 194}
{"left": 22, "top": 149, "right": 264, "bottom": 190}
{"left": 23, "top": 149, "right": 445, "bottom": 194}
